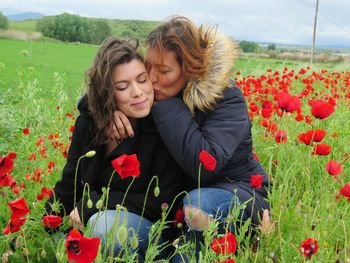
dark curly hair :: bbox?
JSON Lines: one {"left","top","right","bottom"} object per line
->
{"left": 86, "top": 37, "right": 143, "bottom": 145}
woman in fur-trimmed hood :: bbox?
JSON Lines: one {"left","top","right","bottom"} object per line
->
{"left": 111, "top": 15, "right": 271, "bottom": 259}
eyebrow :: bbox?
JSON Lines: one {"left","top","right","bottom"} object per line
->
{"left": 114, "top": 71, "right": 147, "bottom": 84}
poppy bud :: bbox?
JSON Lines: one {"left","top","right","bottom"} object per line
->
{"left": 154, "top": 186, "right": 160, "bottom": 197}
{"left": 87, "top": 199, "right": 93, "bottom": 209}
{"left": 117, "top": 226, "right": 128, "bottom": 245}
{"left": 130, "top": 234, "right": 139, "bottom": 249}
{"left": 85, "top": 151, "right": 96, "bottom": 158}
{"left": 96, "top": 199, "right": 103, "bottom": 209}
{"left": 161, "top": 203, "right": 169, "bottom": 212}
{"left": 41, "top": 249, "right": 47, "bottom": 259}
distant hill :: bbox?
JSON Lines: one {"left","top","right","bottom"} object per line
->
{"left": 7, "top": 12, "right": 44, "bottom": 21}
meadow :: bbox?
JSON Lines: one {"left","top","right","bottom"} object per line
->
{"left": 0, "top": 37, "right": 350, "bottom": 262}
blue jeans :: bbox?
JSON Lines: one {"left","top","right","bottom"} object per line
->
{"left": 183, "top": 187, "right": 245, "bottom": 231}
{"left": 172, "top": 188, "right": 244, "bottom": 263}
{"left": 87, "top": 210, "right": 152, "bottom": 261}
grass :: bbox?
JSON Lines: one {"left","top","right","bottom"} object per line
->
{"left": 1, "top": 38, "right": 350, "bottom": 262}
{"left": 9, "top": 20, "right": 39, "bottom": 33}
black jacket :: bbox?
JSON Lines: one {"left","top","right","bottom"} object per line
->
{"left": 151, "top": 81, "right": 270, "bottom": 225}
{"left": 45, "top": 102, "right": 185, "bottom": 225}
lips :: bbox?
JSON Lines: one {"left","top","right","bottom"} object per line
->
{"left": 131, "top": 99, "right": 148, "bottom": 109}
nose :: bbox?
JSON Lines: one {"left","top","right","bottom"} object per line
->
{"left": 131, "top": 83, "right": 143, "bottom": 98}
{"left": 149, "top": 67, "right": 158, "bottom": 84}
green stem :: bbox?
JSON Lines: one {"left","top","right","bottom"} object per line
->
{"left": 73, "top": 155, "right": 86, "bottom": 228}
{"left": 121, "top": 176, "right": 136, "bottom": 207}
{"left": 73, "top": 155, "right": 86, "bottom": 210}
{"left": 198, "top": 163, "right": 202, "bottom": 210}
{"left": 137, "top": 176, "right": 159, "bottom": 232}
{"left": 104, "top": 170, "right": 116, "bottom": 210}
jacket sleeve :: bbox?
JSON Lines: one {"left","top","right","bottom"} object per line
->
{"left": 45, "top": 115, "right": 86, "bottom": 217}
{"left": 151, "top": 86, "right": 250, "bottom": 184}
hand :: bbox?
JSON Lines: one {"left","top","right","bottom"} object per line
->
{"left": 107, "top": 110, "right": 134, "bottom": 141}
{"left": 68, "top": 207, "right": 83, "bottom": 230}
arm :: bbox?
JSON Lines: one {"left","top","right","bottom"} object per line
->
{"left": 151, "top": 86, "right": 250, "bottom": 184}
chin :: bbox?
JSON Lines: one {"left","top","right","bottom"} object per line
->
{"left": 132, "top": 108, "right": 151, "bottom": 119}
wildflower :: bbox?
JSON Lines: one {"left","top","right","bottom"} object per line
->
{"left": 211, "top": 232, "right": 237, "bottom": 255}
{"left": 339, "top": 183, "right": 350, "bottom": 202}
{"left": 0, "top": 156, "right": 14, "bottom": 177}
{"left": 325, "top": 160, "right": 342, "bottom": 177}
{"left": 277, "top": 91, "right": 301, "bottom": 112}
{"left": 7, "top": 152, "right": 17, "bottom": 160}
{"left": 300, "top": 237, "right": 318, "bottom": 259}
{"left": 298, "top": 129, "right": 326, "bottom": 145}
{"left": 3, "top": 217, "right": 28, "bottom": 235}
{"left": 199, "top": 150, "right": 217, "bottom": 171}
{"left": 214, "top": 259, "right": 235, "bottom": 263}
{"left": 8, "top": 197, "right": 30, "bottom": 219}
{"left": 65, "top": 229, "right": 100, "bottom": 263}
{"left": 42, "top": 215, "right": 63, "bottom": 229}
{"left": 174, "top": 208, "right": 185, "bottom": 227}
{"left": 37, "top": 187, "right": 54, "bottom": 200}
{"left": 275, "top": 130, "right": 287, "bottom": 143}
{"left": 310, "top": 99, "right": 334, "bottom": 119}
{"left": 22, "top": 128, "right": 30, "bottom": 136}
{"left": 311, "top": 144, "right": 331, "bottom": 156}
{"left": 250, "top": 174, "right": 264, "bottom": 189}
{"left": 111, "top": 154, "right": 140, "bottom": 179}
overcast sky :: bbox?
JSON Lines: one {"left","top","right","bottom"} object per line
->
{"left": 2, "top": 0, "right": 350, "bottom": 47}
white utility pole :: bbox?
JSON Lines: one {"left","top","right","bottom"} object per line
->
{"left": 311, "top": 0, "right": 319, "bottom": 64}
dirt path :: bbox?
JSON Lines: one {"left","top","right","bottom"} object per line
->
{"left": 0, "top": 30, "right": 42, "bottom": 41}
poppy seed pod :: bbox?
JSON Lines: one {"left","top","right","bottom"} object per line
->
{"left": 85, "top": 151, "right": 96, "bottom": 158}
{"left": 116, "top": 226, "right": 128, "bottom": 245}
{"left": 154, "top": 186, "right": 160, "bottom": 197}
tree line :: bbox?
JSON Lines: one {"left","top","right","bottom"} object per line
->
{"left": 36, "top": 13, "right": 112, "bottom": 44}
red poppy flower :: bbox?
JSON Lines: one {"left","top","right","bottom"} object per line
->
{"left": 275, "top": 130, "right": 287, "bottom": 143}
{"left": 312, "top": 144, "right": 331, "bottom": 156}
{"left": 111, "top": 154, "right": 140, "bottom": 179}
{"left": 250, "top": 174, "right": 264, "bottom": 189}
{"left": 174, "top": 208, "right": 185, "bottom": 227}
{"left": 310, "top": 99, "right": 335, "bottom": 119}
{"left": 298, "top": 129, "right": 326, "bottom": 145}
{"left": 8, "top": 197, "right": 30, "bottom": 219}
{"left": 28, "top": 153, "right": 37, "bottom": 161}
{"left": 299, "top": 237, "right": 318, "bottom": 259}
{"left": 211, "top": 232, "right": 237, "bottom": 255}
{"left": 43, "top": 215, "right": 63, "bottom": 229}
{"left": 48, "top": 161, "right": 55, "bottom": 170}
{"left": 199, "top": 150, "right": 217, "bottom": 171}
{"left": 277, "top": 92, "right": 301, "bottom": 112}
{"left": 7, "top": 152, "right": 17, "bottom": 160}
{"left": 261, "top": 108, "right": 273, "bottom": 118}
{"left": 325, "top": 160, "right": 342, "bottom": 177}
{"left": 0, "top": 174, "right": 16, "bottom": 188}
{"left": 37, "top": 187, "right": 54, "bottom": 200}
{"left": 36, "top": 137, "right": 44, "bottom": 147}
{"left": 0, "top": 156, "right": 14, "bottom": 177}
{"left": 22, "top": 128, "right": 30, "bottom": 136}
{"left": 3, "top": 217, "right": 28, "bottom": 235}
{"left": 339, "top": 183, "right": 350, "bottom": 202}
{"left": 214, "top": 260, "right": 235, "bottom": 263}
{"left": 65, "top": 229, "right": 100, "bottom": 263}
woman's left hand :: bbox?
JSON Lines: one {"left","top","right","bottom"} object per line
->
{"left": 68, "top": 207, "right": 83, "bottom": 230}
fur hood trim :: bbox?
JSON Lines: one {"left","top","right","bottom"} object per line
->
{"left": 183, "top": 30, "right": 238, "bottom": 113}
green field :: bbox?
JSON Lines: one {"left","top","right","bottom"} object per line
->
{"left": 8, "top": 19, "right": 38, "bottom": 32}
{"left": 1, "top": 38, "right": 350, "bottom": 262}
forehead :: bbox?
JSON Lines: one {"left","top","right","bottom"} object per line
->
{"left": 146, "top": 48, "right": 179, "bottom": 67}
{"left": 112, "top": 59, "right": 146, "bottom": 81}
